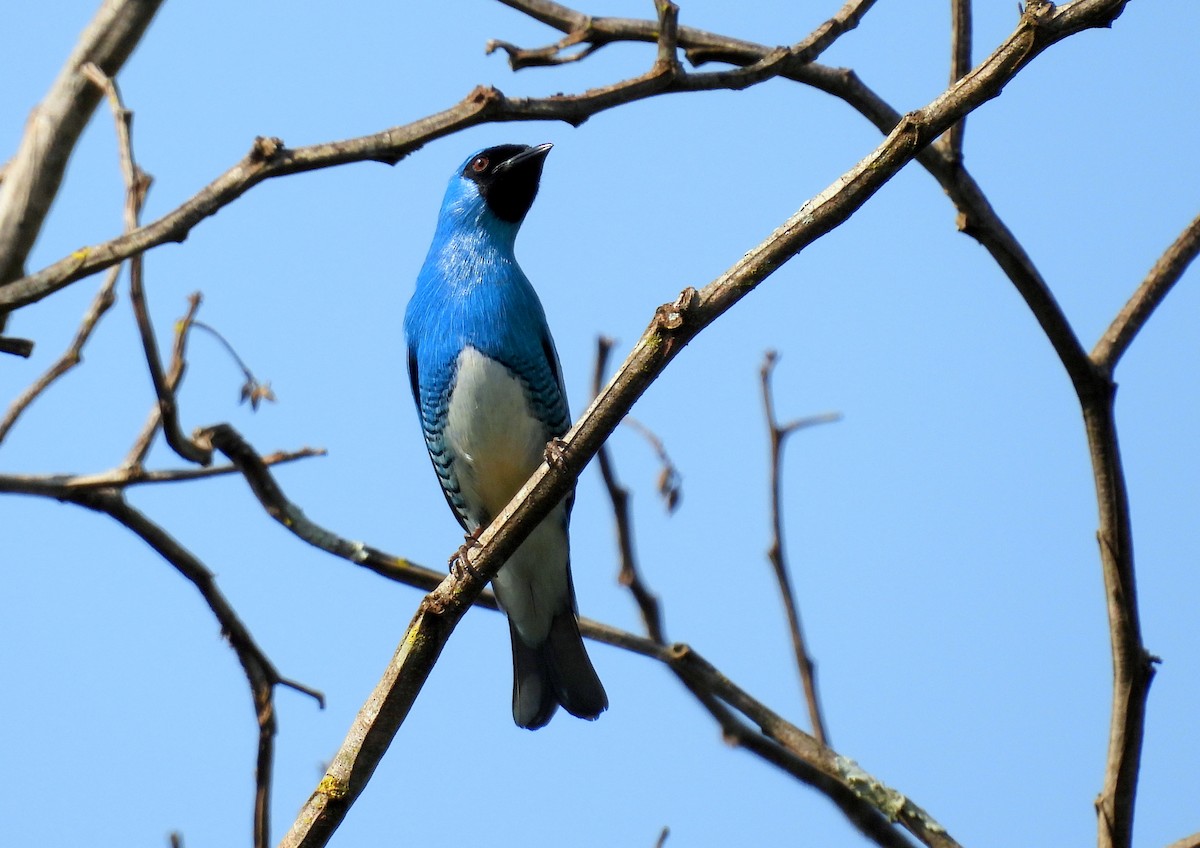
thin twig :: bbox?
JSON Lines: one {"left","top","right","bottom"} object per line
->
{"left": 81, "top": 63, "right": 211, "bottom": 468}
{"left": 194, "top": 423, "right": 468, "bottom": 589}
{"left": 946, "top": 0, "right": 973, "bottom": 159}
{"left": 1092, "top": 211, "right": 1200, "bottom": 372}
{"left": 620, "top": 415, "right": 682, "bottom": 513}
{"left": 72, "top": 488, "right": 322, "bottom": 848}
{"left": 191, "top": 320, "right": 276, "bottom": 410}
{"left": 652, "top": 1, "right": 681, "bottom": 76}
{"left": 0, "top": 447, "right": 325, "bottom": 496}
{"left": 0, "top": 62, "right": 151, "bottom": 443}
{"left": 667, "top": 644, "right": 947, "bottom": 848}
{"left": 486, "top": 31, "right": 602, "bottom": 70}
{"left": 789, "top": 0, "right": 880, "bottom": 65}
{"left": 1166, "top": 832, "right": 1200, "bottom": 848}
{"left": 128, "top": 242, "right": 211, "bottom": 465}
{"left": 595, "top": 336, "right": 912, "bottom": 847}
{"left": 760, "top": 351, "right": 841, "bottom": 747}
{"left": 0, "top": 266, "right": 119, "bottom": 444}
{"left": 123, "top": 293, "right": 202, "bottom": 470}
{"left": 593, "top": 336, "right": 667, "bottom": 644}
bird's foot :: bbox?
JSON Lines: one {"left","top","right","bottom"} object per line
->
{"left": 449, "top": 527, "right": 484, "bottom": 581}
{"left": 545, "top": 437, "right": 569, "bottom": 468}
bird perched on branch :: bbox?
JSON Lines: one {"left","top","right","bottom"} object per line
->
{"left": 404, "top": 143, "right": 608, "bottom": 729}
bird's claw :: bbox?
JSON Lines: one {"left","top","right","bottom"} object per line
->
{"left": 545, "top": 437, "right": 569, "bottom": 468}
{"left": 450, "top": 555, "right": 481, "bottom": 582}
{"left": 449, "top": 528, "right": 485, "bottom": 580}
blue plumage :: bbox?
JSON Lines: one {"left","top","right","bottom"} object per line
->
{"left": 404, "top": 144, "right": 607, "bottom": 729}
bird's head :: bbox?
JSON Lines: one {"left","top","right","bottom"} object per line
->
{"left": 439, "top": 143, "right": 553, "bottom": 235}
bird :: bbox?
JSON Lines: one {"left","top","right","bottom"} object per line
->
{"left": 404, "top": 143, "right": 608, "bottom": 729}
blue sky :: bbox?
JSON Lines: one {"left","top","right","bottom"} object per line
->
{"left": 2, "top": 2, "right": 1197, "bottom": 846}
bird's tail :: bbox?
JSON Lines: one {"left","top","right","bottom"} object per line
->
{"left": 510, "top": 611, "right": 608, "bottom": 730}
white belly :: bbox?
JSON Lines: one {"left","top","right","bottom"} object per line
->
{"left": 443, "top": 346, "right": 570, "bottom": 644}
{"left": 443, "top": 346, "right": 550, "bottom": 524}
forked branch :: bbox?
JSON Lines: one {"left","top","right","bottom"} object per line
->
{"left": 761, "top": 351, "right": 840, "bottom": 746}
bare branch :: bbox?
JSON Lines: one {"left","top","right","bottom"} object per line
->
{"left": 71, "top": 488, "right": 322, "bottom": 848}
{"left": 0, "top": 447, "right": 324, "bottom": 496}
{"left": 486, "top": 31, "right": 603, "bottom": 70}
{"left": 593, "top": 336, "right": 667, "bottom": 644}
{"left": 620, "top": 414, "right": 682, "bottom": 513}
{"left": 0, "top": 0, "right": 164, "bottom": 280}
{"left": 1085, "top": 382, "right": 1158, "bottom": 848}
{"left": 191, "top": 320, "right": 277, "bottom": 410}
{"left": 1166, "top": 833, "right": 1200, "bottom": 848}
{"left": 0, "top": 0, "right": 885, "bottom": 316}
{"left": 1072, "top": 213, "right": 1200, "bottom": 848}
{"left": 945, "top": 0, "right": 973, "bottom": 159}
{"left": 498, "top": 0, "right": 878, "bottom": 69}
{"left": 80, "top": 62, "right": 212, "bottom": 467}
{"left": 1092, "top": 211, "right": 1200, "bottom": 372}
{"left": 0, "top": 59, "right": 152, "bottom": 444}
{"left": 790, "top": 0, "right": 881, "bottom": 65}
{"left": 1, "top": 0, "right": 1117, "bottom": 415}
{"left": 0, "top": 0, "right": 165, "bottom": 351}
{"left": 129, "top": 236, "right": 212, "bottom": 465}
{"left": 1081, "top": 136, "right": 1200, "bottom": 848}
{"left": 761, "top": 350, "right": 840, "bottom": 747}
{"left": 0, "top": 336, "right": 34, "bottom": 357}
{"left": 504, "top": 0, "right": 1102, "bottom": 394}
{"left": 499, "top": 0, "right": 877, "bottom": 90}
{"left": 193, "top": 423, "right": 471, "bottom": 590}
{"left": 652, "top": 1, "right": 681, "bottom": 76}
{"left": 668, "top": 644, "right": 952, "bottom": 848}
{"left": 0, "top": 268, "right": 118, "bottom": 443}
{"left": 123, "top": 293, "right": 202, "bottom": 470}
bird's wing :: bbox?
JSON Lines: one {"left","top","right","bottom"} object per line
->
{"left": 518, "top": 326, "right": 571, "bottom": 440}
{"left": 539, "top": 330, "right": 571, "bottom": 435}
{"left": 526, "top": 325, "right": 576, "bottom": 519}
{"left": 406, "top": 345, "right": 421, "bottom": 411}
{"left": 408, "top": 343, "right": 472, "bottom": 531}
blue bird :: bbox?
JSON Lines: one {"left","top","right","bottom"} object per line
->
{"left": 404, "top": 143, "right": 608, "bottom": 729}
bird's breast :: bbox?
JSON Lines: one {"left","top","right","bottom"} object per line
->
{"left": 443, "top": 346, "right": 552, "bottom": 524}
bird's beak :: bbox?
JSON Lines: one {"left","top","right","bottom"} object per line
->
{"left": 495, "top": 143, "right": 553, "bottom": 174}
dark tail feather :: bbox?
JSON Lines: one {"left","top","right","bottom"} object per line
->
{"left": 510, "top": 621, "right": 558, "bottom": 730}
{"left": 545, "top": 608, "right": 608, "bottom": 720}
{"left": 509, "top": 611, "right": 608, "bottom": 730}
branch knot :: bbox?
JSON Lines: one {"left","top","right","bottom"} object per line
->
{"left": 655, "top": 286, "right": 699, "bottom": 332}
{"left": 250, "top": 136, "right": 284, "bottom": 162}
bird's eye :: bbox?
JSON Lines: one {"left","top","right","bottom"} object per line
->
{"left": 471, "top": 156, "right": 489, "bottom": 173}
